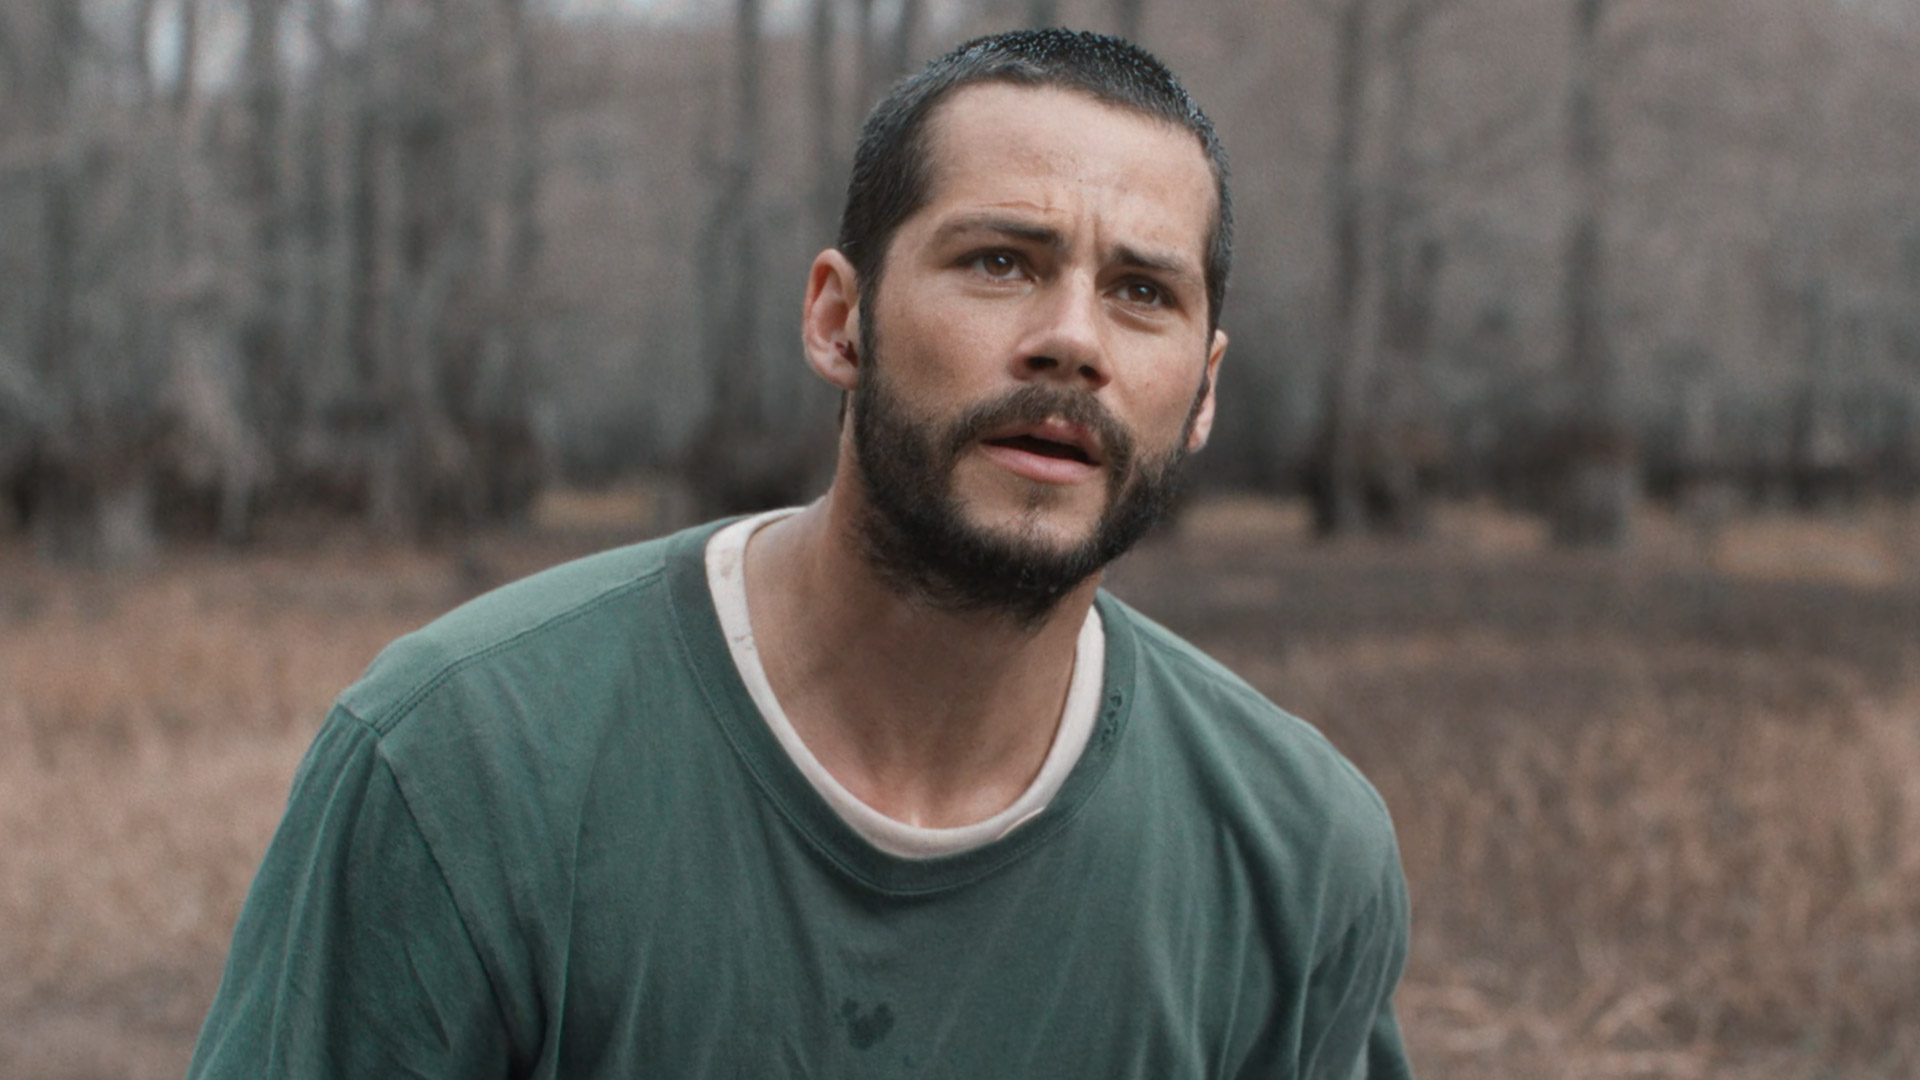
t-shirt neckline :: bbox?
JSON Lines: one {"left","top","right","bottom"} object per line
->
{"left": 663, "top": 517, "right": 1139, "bottom": 896}
{"left": 703, "top": 507, "right": 1106, "bottom": 860}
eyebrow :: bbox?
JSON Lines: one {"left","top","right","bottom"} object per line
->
{"left": 930, "top": 213, "right": 1204, "bottom": 291}
{"left": 929, "top": 214, "right": 1065, "bottom": 252}
{"left": 1111, "top": 243, "right": 1202, "bottom": 291}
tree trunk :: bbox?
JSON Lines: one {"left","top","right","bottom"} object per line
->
{"left": 500, "top": 0, "right": 544, "bottom": 395}
{"left": 687, "top": 0, "right": 776, "bottom": 516}
{"left": 727, "top": 0, "right": 764, "bottom": 434}
{"left": 285, "top": 0, "right": 337, "bottom": 413}
{"left": 688, "top": 0, "right": 820, "bottom": 515}
{"left": 345, "top": 0, "right": 385, "bottom": 398}
{"left": 133, "top": 0, "right": 158, "bottom": 105}
{"left": 24, "top": 0, "right": 83, "bottom": 554}
{"left": 887, "top": 0, "right": 922, "bottom": 82}
{"left": 1787, "top": 283, "right": 1847, "bottom": 509}
{"left": 1363, "top": 1, "right": 1445, "bottom": 537}
{"left": 852, "top": 0, "right": 880, "bottom": 111}
{"left": 240, "top": 0, "right": 288, "bottom": 502}
{"left": 810, "top": 0, "right": 842, "bottom": 243}
{"left": 1310, "top": 0, "right": 1372, "bottom": 537}
{"left": 476, "top": 0, "right": 545, "bottom": 520}
{"left": 301, "top": 0, "right": 356, "bottom": 442}
{"left": 343, "top": 0, "right": 497, "bottom": 533}
{"left": 163, "top": 0, "right": 201, "bottom": 260}
{"left": 357, "top": 0, "right": 410, "bottom": 532}
{"left": 1551, "top": 0, "right": 1634, "bottom": 547}
{"left": 94, "top": 472, "right": 160, "bottom": 567}
{"left": 174, "top": 0, "right": 201, "bottom": 118}
{"left": 30, "top": 0, "right": 81, "bottom": 388}
{"left": 391, "top": 0, "right": 483, "bottom": 533}
{"left": 16, "top": 0, "right": 168, "bottom": 563}
{"left": 1370, "top": 234, "right": 1442, "bottom": 535}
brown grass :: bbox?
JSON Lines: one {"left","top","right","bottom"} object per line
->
{"left": 0, "top": 538, "right": 467, "bottom": 1076}
{"left": 1120, "top": 498, "right": 1920, "bottom": 1079}
{"left": 6, "top": 496, "right": 1919, "bottom": 1077}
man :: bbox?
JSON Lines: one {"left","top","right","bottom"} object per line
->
{"left": 190, "top": 28, "right": 1415, "bottom": 1079}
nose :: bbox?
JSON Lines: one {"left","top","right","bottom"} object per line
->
{"left": 1016, "top": 275, "right": 1110, "bottom": 390}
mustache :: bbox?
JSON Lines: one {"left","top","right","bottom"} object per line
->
{"left": 940, "top": 384, "right": 1136, "bottom": 473}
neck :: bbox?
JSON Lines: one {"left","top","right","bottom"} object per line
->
{"left": 743, "top": 489, "right": 1098, "bottom": 830}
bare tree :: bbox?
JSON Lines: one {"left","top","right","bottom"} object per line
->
{"left": 1550, "top": 0, "right": 1634, "bottom": 546}
{"left": 282, "top": 0, "right": 340, "bottom": 440}
{"left": 27, "top": 0, "right": 82, "bottom": 398}
{"left": 4, "top": 0, "right": 1918, "bottom": 558}
{"left": 722, "top": 0, "right": 764, "bottom": 437}
{"left": 851, "top": 0, "right": 920, "bottom": 120}
{"left": 887, "top": 0, "right": 922, "bottom": 85}
{"left": 329, "top": 0, "right": 534, "bottom": 533}
{"left": 1307, "top": 0, "right": 1472, "bottom": 537}
{"left": 237, "top": 0, "right": 289, "bottom": 526}
{"left": 174, "top": 0, "right": 202, "bottom": 117}
{"left": 687, "top": 0, "right": 779, "bottom": 515}
{"left": 17, "top": 0, "right": 93, "bottom": 556}
{"left": 1361, "top": 0, "right": 1453, "bottom": 537}
{"left": 852, "top": 0, "right": 881, "bottom": 116}
{"left": 472, "top": 0, "right": 546, "bottom": 519}
{"left": 1308, "top": 0, "right": 1375, "bottom": 536}
{"left": 810, "top": 0, "right": 840, "bottom": 240}
{"left": 132, "top": 0, "right": 158, "bottom": 104}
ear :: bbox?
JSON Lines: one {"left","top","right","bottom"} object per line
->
{"left": 1185, "top": 328, "right": 1228, "bottom": 452}
{"left": 802, "top": 249, "right": 862, "bottom": 392}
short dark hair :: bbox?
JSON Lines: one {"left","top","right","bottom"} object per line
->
{"left": 837, "top": 28, "right": 1233, "bottom": 336}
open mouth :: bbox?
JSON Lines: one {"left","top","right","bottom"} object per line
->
{"left": 984, "top": 434, "right": 1096, "bottom": 466}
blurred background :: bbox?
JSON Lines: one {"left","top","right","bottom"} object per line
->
{"left": 2, "top": 0, "right": 1918, "bottom": 552}
{"left": 2, "top": 0, "right": 1918, "bottom": 1076}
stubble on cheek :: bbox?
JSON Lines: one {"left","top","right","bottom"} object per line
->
{"left": 848, "top": 357, "right": 1195, "bottom": 625}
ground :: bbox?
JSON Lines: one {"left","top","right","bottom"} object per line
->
{"left": 4, "top": 488, "right": 1917, "bottom": 1078}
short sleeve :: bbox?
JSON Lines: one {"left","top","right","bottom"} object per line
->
{"left": 188, "top": 710, "right": 515, "bottom": 1079}
{"left": 1363, "top": 1000, "right": 1415, "bottom": 1080}
{"left": 1299, "top": 852, "right": 1416, "bottom": 1080}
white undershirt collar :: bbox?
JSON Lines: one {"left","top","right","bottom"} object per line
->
{"left": 704, "top": 508, "right": 1105, "bottom": 860}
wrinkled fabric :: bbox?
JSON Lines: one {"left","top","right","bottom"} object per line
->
{"left": 190, "top": 520, "right": 1415, "bottom": 1080}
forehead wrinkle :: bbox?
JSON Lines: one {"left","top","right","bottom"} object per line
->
{"left": 915, "top": 84, "right": 1215, "bottom": 284}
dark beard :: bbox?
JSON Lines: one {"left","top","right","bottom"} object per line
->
{"left": 850, "top": 348, "right": 1200, "bottom": 629}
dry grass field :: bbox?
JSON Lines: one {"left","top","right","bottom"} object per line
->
{"left": 4, "top": 489, "right": 1918, "bottom": 1078}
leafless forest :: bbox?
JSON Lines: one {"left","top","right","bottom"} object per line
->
{"left": 3, "top": 0, "right": 1919, "bottom": 556}
{"left": 4, "top": 0, "right": 1919, "bottom": 1076}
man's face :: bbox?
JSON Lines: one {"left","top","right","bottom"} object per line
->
{"left": 847, "top": 83, "right": 1227, "bottom": 622}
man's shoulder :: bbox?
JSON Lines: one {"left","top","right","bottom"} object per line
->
{"left": 1100, "top": 592, "right": 1400, "bottom": 872}
{"left": 1102, "top": 590, "right": 1318, "bottom": 744}
{"left": 336, "top": 520, "right": 722, "bottom": 737}
{"left": 1103, "top": 593, "right": 1268, "bottom": 707}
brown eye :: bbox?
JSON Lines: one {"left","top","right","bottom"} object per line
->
{"left": 1120, "top": 279, "right": 1166, "bottom": 307}
{"left": 974, "top": 252, "right": 1022, "bottom": 279}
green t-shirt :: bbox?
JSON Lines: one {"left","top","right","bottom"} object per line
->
{"left": 190, "top": 521, "right": 1414, "bottom": 1079}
